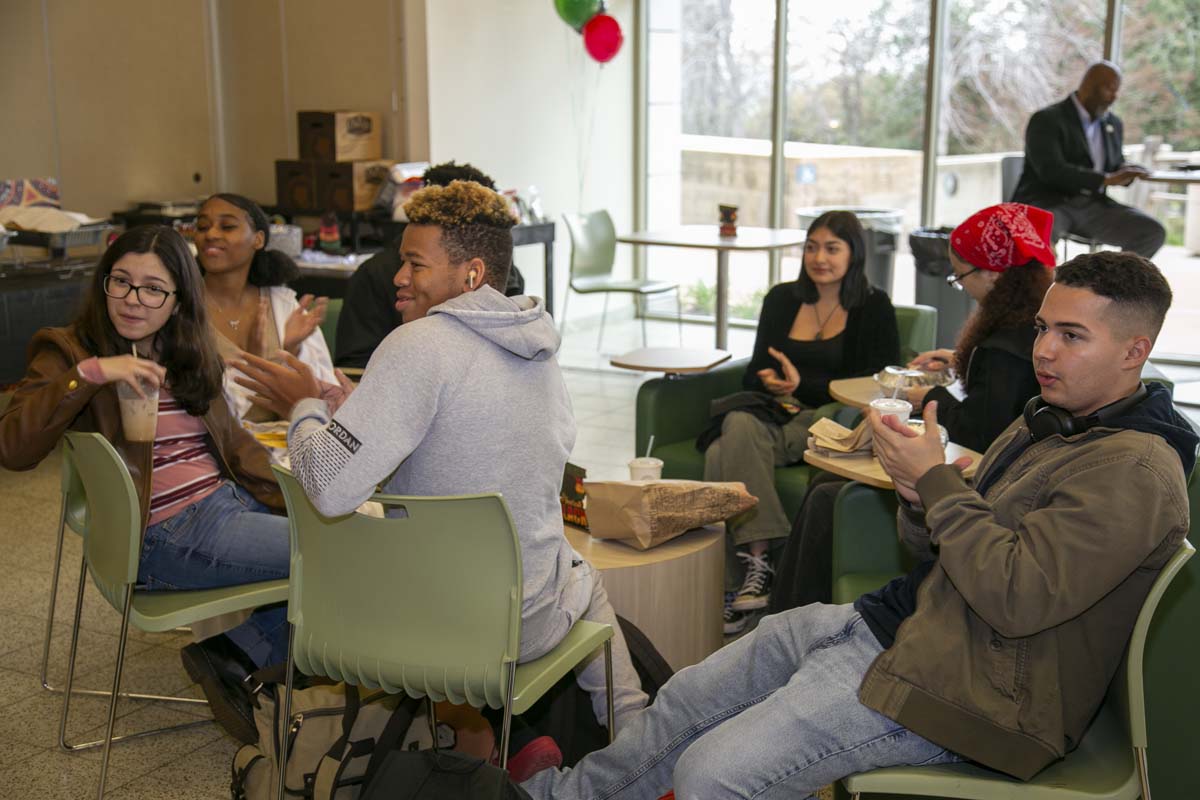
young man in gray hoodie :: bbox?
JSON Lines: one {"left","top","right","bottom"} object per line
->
{"left": 236, "top": 181, "right": 647, "bottom": 740}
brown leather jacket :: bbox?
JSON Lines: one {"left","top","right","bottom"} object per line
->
{"left": 0, "top": 327, "right": 282, "bottom": 525}
{"left": 858, "top": 413, "right": 1191, "bottom": 779}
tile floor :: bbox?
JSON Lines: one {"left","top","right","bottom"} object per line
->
{"left": 1, "top": 310, "right": 1197, "bottom": 798}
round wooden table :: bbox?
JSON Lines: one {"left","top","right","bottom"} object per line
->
{"left": 564, "top": 523, "right": 725, "bottom": 671}
{"left": 828, "top": 376, "right": 885, "bottom": 409}
{"left": 610, "top": 347, "right": 732, "bottom": 375}
{"left": 803, "top": 443, "right": 981, "bottom": 490}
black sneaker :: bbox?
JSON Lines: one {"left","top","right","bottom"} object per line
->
{"left": 180, "top": 634, "right": 259, "bottom": 744}
{"left": 731, "top": 552, "right": 774, "bottom": 611}
{"left": 723, "top": 592, "right": 748, "bottom": 635}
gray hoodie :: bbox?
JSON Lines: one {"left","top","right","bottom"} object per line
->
{"left": 287, "top": 286, "right": 580, "bottom": 623}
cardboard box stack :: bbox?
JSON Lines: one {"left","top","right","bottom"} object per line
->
{"left": 275, "top": 111, "right": 394, "bottom": 213}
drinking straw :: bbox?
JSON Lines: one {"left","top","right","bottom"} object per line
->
{"left": 645, "top": 434, "right": 655, "bottom": 458}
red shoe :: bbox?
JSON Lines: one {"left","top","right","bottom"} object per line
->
{"left": 657, "top": 792, "right": 675, "bottom": 800}
{"left": 506, "top": 735, "right": 563, "bottom": 783}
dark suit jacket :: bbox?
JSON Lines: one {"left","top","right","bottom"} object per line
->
{"left": 1012, "top": 95, "right": 1125, "bottom": 208}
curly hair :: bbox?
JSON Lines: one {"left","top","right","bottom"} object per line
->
{"left": 952, "top": 255, "right": 1053, "bottom": 376}
{"left": 201, "top": 193, "right": 300, "bottom": 287}
{"left": 74, "top": 226, "right": 225, "bottom": 416}
{"left": 403, "top": 181, "right": 516, "bottom": 291}
{"left": 422, "top": 161, "right": 496, "bottom": 189}
{"left": 1055, "top": 251, "right": 1173, "bottom": 340}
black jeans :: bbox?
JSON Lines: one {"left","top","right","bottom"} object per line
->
{"left": 768, "top": 474, "right": 848, "bottom": 614}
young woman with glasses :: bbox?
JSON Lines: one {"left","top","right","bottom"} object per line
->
{"left": 770, "top": 203, "right": 1056, "bottom": 615}
{"left": 0, "top": 225, "right": 290, "bottom": 744}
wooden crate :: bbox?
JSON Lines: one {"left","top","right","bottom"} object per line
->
{"left": 298, "top": 111, "right": 382, "bottom": 162}
{"left": 315, "top": 159, "right": 395, "bottom": 212}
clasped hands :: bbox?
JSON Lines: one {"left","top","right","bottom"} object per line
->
{"left": 232, "top": 352, "right": 356, "bottom": 419}
{"left": 868, "top": 400, "right": 973, "bottom": 504}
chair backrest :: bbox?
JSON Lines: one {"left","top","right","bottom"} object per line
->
{"left": 562, "top": 210, "right": 617, "bottom": 282}
{"left": 272, "top": 467, "right": 524, "bottom": 709}
{"left": 894, "top": 303, "right": 937, "bottom": 362}
{"left": 1116, "top": 539, "right": 1194, "bottom": 749}
{"left": 62, "top": 432, "right": 142, "bottom": 611}
{"left": 320, "top": 297, "right": 343, "bottom": 357}
{"left": 1000, "top": 155, "right": 1024, "bottom": 202}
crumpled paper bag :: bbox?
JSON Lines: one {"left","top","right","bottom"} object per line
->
{"left": 582, "top": 479, "right": 757, "bottom": 550}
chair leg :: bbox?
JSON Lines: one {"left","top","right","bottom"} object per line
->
{"left": 58, "top": 563, "right": 210, "bottom": 753}
{"left": 498, "top": 662, "right": 518, "bottom": 770}
{"left": 426, "top": 698, "right": 439, "bottom": 752}
{"left": 276, "top": 623, "right": 297, "bottom": 800}
{"left": 640, "top": 296, "right": 648, "bottom": 347}
{"left": 94, "top": 589, "right": 134, "bottom": 799}
{"left": 1136, "top": 746, "right": 1151, "bottom": 800}
{"left": 604, "top": 640, "right": 615, "bottom": 743}
{"left": 598, "top": 293, "right": 610, "bottom": 352}
{"left": 675, "top": 287, "right": 683, "bottom": 347}
{"left": 558, "top": 286, "right": 571, "bottom": 334}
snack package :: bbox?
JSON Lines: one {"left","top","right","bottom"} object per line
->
{"left": 583, "top": 479, "right": 756, "bottom": 550}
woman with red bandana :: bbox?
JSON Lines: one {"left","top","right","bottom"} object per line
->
{"left": 770, "top": 203, "right": 1057, "bottom": 614}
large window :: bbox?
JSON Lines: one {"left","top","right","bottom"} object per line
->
{"left": 646, "top": 0, "right": 777, "bottom": 323}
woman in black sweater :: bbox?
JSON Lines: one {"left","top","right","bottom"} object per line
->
{"left": 705, "top": 210, "right": 899, "bottom": 626}
{"left": 769, "top": 202, "right": 1056, "bottom": 617}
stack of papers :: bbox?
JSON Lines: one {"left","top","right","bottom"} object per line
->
{"left": 808, "top": 417, "right": 872, "bottom": 455}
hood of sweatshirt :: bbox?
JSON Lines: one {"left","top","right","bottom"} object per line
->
{"left": 1107, "top": 382, "right": 1198, "bottom": 477}
{"left": 428, "top": 286, "right": 561, "bottom": 361}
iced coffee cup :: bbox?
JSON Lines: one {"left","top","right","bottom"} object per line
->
{"left": 628, "top": 456, "right": 664, "bottom": 481}
{"left": 869, "top": 397, "right": 912, "bottom": 422}
{"left": 117, "top": 379, "right": 159, "bottom": 442}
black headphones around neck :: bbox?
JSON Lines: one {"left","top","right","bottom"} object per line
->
{"left": 1023, "top": 383, "right": 1148, "bottom": 442}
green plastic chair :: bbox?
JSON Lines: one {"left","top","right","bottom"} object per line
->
{"left": 59, "top": 432, "right": 290, "bottom": 799}
{"left": 896, "top": 303, "right": 937, "bottom": 364}
{"left": 271, "top": 467, "right": 615, "bottom": 797}
{"left": 561, "top": 210, "right": 681, "bottom": 349}
{"left": 319, "top": 297, "right": 343, "bottom": 357}
{"left": 843, "top": 539, "right": 1195, "bottom": 800}
{"left": 40, "top": 442, "right": 187, "bottom": 704}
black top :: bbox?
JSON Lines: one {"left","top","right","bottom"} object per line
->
{"left": 1012, "top": 95, "right": 1124, "bottom": 208}
{"left": 926, "top": 325, "right": 1039, "bottom": 453}
{"left": 334, "top": 245, "right": 405, "bottom": 370}
{"left": 333, "top": 231, "right": 527, "bottom": 369}
{"left": 743, "top": 284, "right": 900, "bottom": 408}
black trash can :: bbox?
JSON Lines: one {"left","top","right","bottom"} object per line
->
{"left": 795, "top": 207, "right": 903, "bottom": 293}
{"left": 910, "top": 227, "right": 975, "bottom": 348}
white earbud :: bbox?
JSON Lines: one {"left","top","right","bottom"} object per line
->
{"left": 468, "top": 270, "right": 478, "bottom": 289}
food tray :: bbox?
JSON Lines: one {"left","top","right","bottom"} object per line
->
{"left": 10, "top": 223, "right": 112, "bottom": 250}
{"left": 873, "top": 365, "right": 954, "bottom": 390}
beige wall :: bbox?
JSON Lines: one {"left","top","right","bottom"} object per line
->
{"left": 0, "top": 0, "right": 414, "bottom": 215}
{"left": 423, "top": 0, "right": 635, "bottom": 315}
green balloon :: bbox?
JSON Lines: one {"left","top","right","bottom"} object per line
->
{"left": 554, "top": 0, "right": 600, "bottom": 30}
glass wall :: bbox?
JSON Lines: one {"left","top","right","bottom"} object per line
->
{"left": 645, "top": 0, "right": 778, "bottom": 323}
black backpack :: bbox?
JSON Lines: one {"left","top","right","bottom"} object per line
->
{"left": 360, "top": 750, "right": 532, "bottom": 800}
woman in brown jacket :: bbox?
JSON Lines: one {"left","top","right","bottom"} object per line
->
{"left": 0, "top": 225, "right": 287, "bottom": 743}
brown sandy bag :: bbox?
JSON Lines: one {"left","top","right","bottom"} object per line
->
{"left": 582, "top": 479, "right": 756, "bottom": 550}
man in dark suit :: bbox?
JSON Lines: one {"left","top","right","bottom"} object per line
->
{"left": 1012, "top": 61, "right": 1165, "bottom": 258}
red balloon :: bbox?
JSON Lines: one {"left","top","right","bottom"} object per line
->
{"left": 582, "top": 13, "right": 623, "bottom": 63}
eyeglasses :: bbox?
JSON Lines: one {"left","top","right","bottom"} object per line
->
{"left": 103, "top": 275, "right": 177, "bottom": 309}
{"left": 946, "top": 267, "right": 981, "bottom": 291}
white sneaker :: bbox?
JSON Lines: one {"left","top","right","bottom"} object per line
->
{"left": 731, "top": 551, "right": 774, "bottom": 611}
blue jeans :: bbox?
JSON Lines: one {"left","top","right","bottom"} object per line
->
{"left": 524, "top": 603, "right": 959, "bottom": 800}
{"left": 138, "top": 482, "right": 291, "bottom": 667}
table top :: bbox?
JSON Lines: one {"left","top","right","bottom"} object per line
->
{"left": 618, "top": 225, "right": 806, "bottom": 251}
{"left": 564, "top": 523, "right": 724, "bottom": 568}
{"left": 803, "top": 443, "right": 981, "bottom": 490}
{"left": 296, "top": 252, "right": 373, "bottom": 278}
{"left": 610, "top": 347, "right": 732, "bottom": 374}
{"left": 1146, "top": 170, "right": 1200, "bottom": 184}
{"left": 828, "top": 376, "right": 887, "bottom": 409}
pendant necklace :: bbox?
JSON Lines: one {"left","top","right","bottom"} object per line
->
{"left": 812, "top": 301, "right": 840, "bottom": 340}
{"left": 209, "top": 289, "right": 248, "bottom": 331}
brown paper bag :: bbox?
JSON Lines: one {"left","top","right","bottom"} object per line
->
{"left": 582, "top": 479, "right": 757, "bottom": 550}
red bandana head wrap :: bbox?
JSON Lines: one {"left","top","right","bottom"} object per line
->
{"left": 950, "top": 203, "right": 1057, "bottom": 272}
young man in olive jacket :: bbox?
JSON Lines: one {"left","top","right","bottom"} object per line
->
{"left": 523, "top": 250, "right": 1195, "bottom": 799}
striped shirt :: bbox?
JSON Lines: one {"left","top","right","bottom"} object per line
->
{"left": 147, "top": 387, "right": 223, "bottom": 526}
